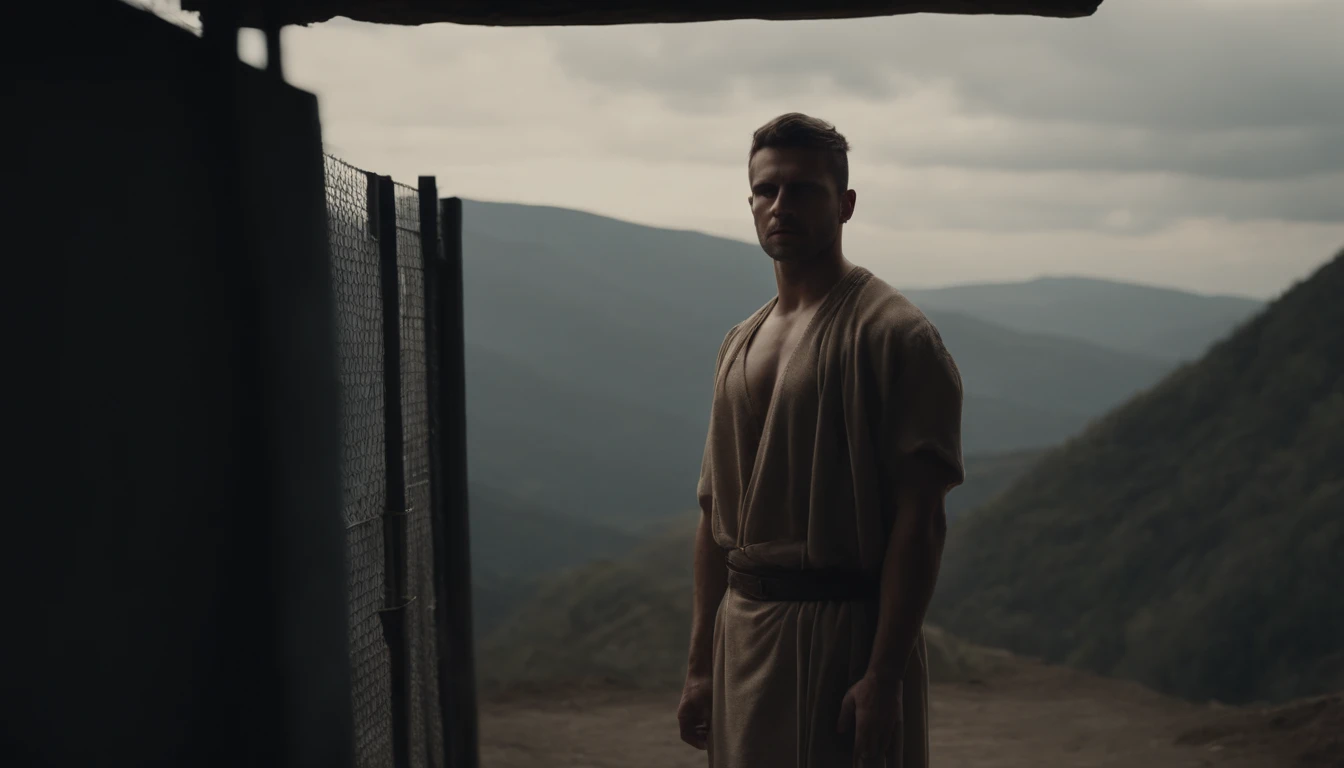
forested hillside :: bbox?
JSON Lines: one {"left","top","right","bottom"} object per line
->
{"left": 931, "top": 250, "right": 1344, "bottom": 705}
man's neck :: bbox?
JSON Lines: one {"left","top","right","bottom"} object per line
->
{"left": 773, "top": 251, "right": 855, "bottom": 314}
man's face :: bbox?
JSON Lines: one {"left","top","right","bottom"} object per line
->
{"left": 748, "top": 147, "right": 854, "bottom": 263}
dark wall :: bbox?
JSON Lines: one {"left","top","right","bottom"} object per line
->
{"left": 8, "top": 4, "right": 349, "bottom": 766}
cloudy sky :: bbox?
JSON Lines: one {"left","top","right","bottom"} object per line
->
{"left": 144, "top": 0, "right": 1340, "bottom": 298}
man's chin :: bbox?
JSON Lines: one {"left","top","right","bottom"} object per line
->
{"left": 762, "top": 245, "right": 811, "bottom": 263}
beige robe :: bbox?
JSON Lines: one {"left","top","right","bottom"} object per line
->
{"left": 698, "top": 266, "right": 964, "bottom": 768}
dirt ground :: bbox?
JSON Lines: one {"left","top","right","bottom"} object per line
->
{"left": 478, "top": 660, "right": 1339, "bottom": 767}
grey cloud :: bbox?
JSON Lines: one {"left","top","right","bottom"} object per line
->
{"left": 937, "top": 3, "right": 1344, "bottom": 134}
{"left": 285, "top": 3, "right": 1342, "bottom": 236}
{"left": 885, "top": 123, "right": 1344, "bottom": 181}
{"left": 546, "top": 1, "right": 1343, "bottom": 182}
{"left": 854, "top": 171, "right": 1344, "bottom": 234}
{"left": 550, "top": 2, "right": 1343, "bottom": 131}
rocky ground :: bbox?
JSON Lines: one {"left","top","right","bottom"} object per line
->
{"left": 477, "top": 657, "right": 1341, "bottom": 767}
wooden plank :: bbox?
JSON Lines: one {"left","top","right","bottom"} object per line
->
{"left": 183, "top": 0, "right": 1102, "bottom": 28}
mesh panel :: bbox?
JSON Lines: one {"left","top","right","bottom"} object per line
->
{"left": 325, "top": 160, "right": 445, "bottom": 768}
{"left": 346, "top": 521, "right": 394, "bottom": 768}
{"left": 409, "top": 490, "right": 445, "bottom": 767}
{"left": 395, "top": 181, "right": 446, "bottom": 768}
{"left": 325, "top": 155, "right": 393, "bottom": 768}
{"left": 326, "top": 156, "right": 386, "bottom": 530}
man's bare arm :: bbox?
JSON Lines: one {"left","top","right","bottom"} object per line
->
{"left": 865, "top": 454, "right": 951, "bottom": 683}
{"left": 686, "top": 504, "right": 728, "bottom": 679}
{"left": 678, "top": 502, "right": 728, "bottom": 750}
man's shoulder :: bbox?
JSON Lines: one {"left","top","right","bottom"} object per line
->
{"left": 848, "top": 270, "right": 939, "bottom": 341}
{"left": 846, "top": 271, "right": 959, "bottom": 379}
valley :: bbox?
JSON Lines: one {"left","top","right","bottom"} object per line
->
{"left": 453, "top": 200, "right": 1339, "bottom": 767}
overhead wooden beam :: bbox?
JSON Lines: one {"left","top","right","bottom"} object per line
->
{"left": 182, "top": 0, "right": 1102, "bottom": 28}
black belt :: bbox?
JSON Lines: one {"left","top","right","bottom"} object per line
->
{"left": 727, "top": 561, "right": 878, "bottom": 602}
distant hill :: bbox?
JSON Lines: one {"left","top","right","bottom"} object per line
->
{"left": 904, "top": 277, "right": 1263, "bottom": 362}
{"left": 926, "top": 311, "right": 1169, "bottom": 447}
{"left": 948, "top": 448, "right": 1045, "bottom": 523}
{"left": 468, "top": 483, "right": 640, "bottom": 637}
{"left": 469, "top": 483, "right": 639, "bottom": 581}
{"left": 930, "top": 250, "right": 1344, "bottom": 706}
{"left": 469, "top": 444, "right": 1035, "bottom": 639}
{"left": 476, "top": 519, "right": 1011, "bottom": 690}
{"left": 465, "top": 341, "right": 703, "bottom": 532}
{"left": 460, "top": 200, "right": 1188, "bottom": 525}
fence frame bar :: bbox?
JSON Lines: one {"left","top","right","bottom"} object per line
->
{"left": 374, "top": 171, "right": 413, "bottom": 768}
{"left": 418, "top": 176, "right": 443, "bottom": 766}
{"left": 428, "top": 195, "right": 479, "bottom": 768}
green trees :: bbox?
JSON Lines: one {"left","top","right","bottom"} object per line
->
{"left": 932, "top": 251, "right": 1344, "bottom": 705}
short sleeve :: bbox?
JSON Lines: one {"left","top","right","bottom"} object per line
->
{"left": 879, "top": 319, "right": 965, "bottom": 492}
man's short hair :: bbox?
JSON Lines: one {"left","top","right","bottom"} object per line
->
{"left": 749, "top": 113, "right": 851, "bottom": 193}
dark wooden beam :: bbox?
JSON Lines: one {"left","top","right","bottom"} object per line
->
{"left": 182, "top": 0, "right": 1102, "bottom": 28}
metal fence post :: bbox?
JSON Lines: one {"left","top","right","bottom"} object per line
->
{"left": 418, "top": 176, "right": 445, "bottom": 766}
{"left": 374, "top": 172, "right": 413, "bottom": 768}
{"left": 429, "top": 196, "right": 479, "bottom": 768}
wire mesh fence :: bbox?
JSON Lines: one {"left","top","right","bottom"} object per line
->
{"left": 324, "top": 155, "right": 447, "bottom": 768}
{"left": 394, "top": 180, "right": 446, "bottom": 768}
{"left": 326, "top": 155, "right": 395, "bottom": 768}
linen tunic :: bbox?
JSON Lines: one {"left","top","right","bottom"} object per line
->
{"left": 698, "top": 266, "right": 965, "bottom": 768}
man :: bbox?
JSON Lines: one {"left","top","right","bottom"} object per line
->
{"left": 677, "top": 113, "right": 964, "bottom": 768}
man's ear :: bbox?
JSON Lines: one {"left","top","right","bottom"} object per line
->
{"left": 841, "top": 189, "right": 857, "bottom": 223}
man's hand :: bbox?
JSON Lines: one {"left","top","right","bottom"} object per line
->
{"left": 676, "top": 672, "right": 713, "bottom": 750}
{"left": 837, "top": 673, "right": 903, "bottom": 760}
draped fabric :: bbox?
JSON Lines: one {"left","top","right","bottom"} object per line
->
{"left": 698, "top": 266, "right": 964, "bottom": 767}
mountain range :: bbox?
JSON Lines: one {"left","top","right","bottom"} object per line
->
{"left": 470, "top": 247, "right": 1340, "bottom": 709}
{"left": 930, "top": 250, "right": 1344, "bottom": 705}
{"left": 458, "top": 200, "right": 1259, "bottom": 536}
{"left": 450, "top": 199, "right": 1334, "bottom": 707}
{"left": 453, "top": 199, "right": 1276, "bottom": 667}
{"left": 903, "top": 277, "right": 1262, "bottom": 362}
